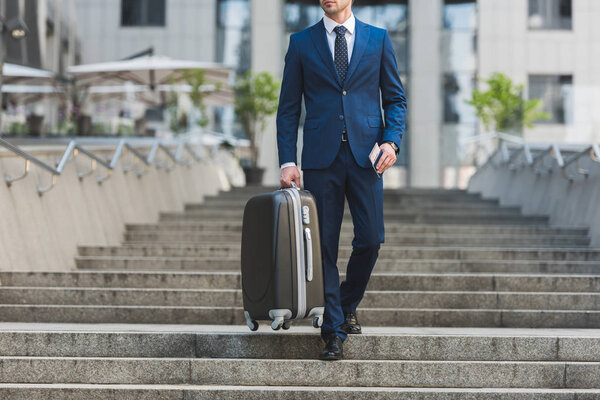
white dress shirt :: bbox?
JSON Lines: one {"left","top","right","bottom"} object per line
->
{"left": 281, "top": 13, "right": 356, "bottom": 170}
{"left": 323, "top": 12, "right": 355, "bottom": 64}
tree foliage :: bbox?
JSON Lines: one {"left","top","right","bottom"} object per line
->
{"left": 465, "top": 72, "right": 550, "bottom": 135}
{"left": 167, "top": 68, "right": 221, "bottom": 134}
{"left": 181, "top": 68, "right": 221, "bottom": 128}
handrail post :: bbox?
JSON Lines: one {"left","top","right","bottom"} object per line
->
{"left": 551, "top": 144, "right": 564, "bottom": 168}
{"left": 5, "top": 159, "right": 30, "bottom": 187}
{"left": 37, "top": 174, "right": 57, "bottom": 196}
{"left": 500, "top": 140, "right": 510, "bottom": 164}
{"left": 523, "top": 143, "right": 533, "bottom": 165}
{"left": 77, "top": 158, "right": 97, "bottom": 181}
{"left": 592, "top": 144, "right": 600, "bottom": 163}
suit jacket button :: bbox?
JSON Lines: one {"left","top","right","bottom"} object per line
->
{"left": 339, "top": 115, "right": 344, "bottom": 120}
{"left": 342, "top": 90, "right": 347, "bottom": 96}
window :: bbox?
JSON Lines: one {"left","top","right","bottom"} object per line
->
{"left": 443, "top": 73, "right": 477, "bottom": 124}
{"left": 442, "top": 0, "right": 478, "bottom": 168}
{"left": 216, "top": 0, "right": 251, "bottom": 75}
{"left": 441, "top": 31, "right": 477, "bottom": 72}
{"left": 121, "top": 0, "right": 166, "bottom": 27}
{"left": 443, "top": 0, "right": 477, "bottom": 31}
{"left": 528, "top": 75, "right": 573, "bottom": 124}
{"left": 528, "top": 0, "right": 572, "bottom": 30}
{"left": 214, "top": 0, "right": 251, "bottom": 138}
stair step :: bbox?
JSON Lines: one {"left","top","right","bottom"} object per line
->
{"left": 0, "top": 305, "right": 599, "bottom": 327}
{"left": 160, "top": 216, "right": 550, "bottom": 225}
{"left": 5, "top": 271, "right": 600, "bottom": 292}
{"left": 160, "top": 209, "right": 544, "bottom": 219}
{"left": 2, "top": 287, "right": 600, "bottom": 310}
{"left": 77, "top": 245, "right": 600, "bottom": 260}
{"left": 74, "top": 256, "right": 600, "bottom": 274}
{"left": 0, "top": 325, "right": 599, "bottom": 361}
{"left": 187, "top": 202, "right": 519, "bottom": 211}
{"left": 0, "top": 356, "right": 597, "bottom": 388}
{"left": 161, "top": 207, "right": 544, "bottom": 216}
{"left": 2, "top": 384, "right": 600, "bottom": 400}
{"left": 125, "top": 222, "right": 589, "bottom": 236}
{"left": 214, "top": 194, "right": 495, "bottom": 203}
{"left": 0, "top": 323, "right": 600, "bottom": 362}
{"left": 217, "top": 187, "right": 480, "bottom": 195}
{"left": 122, "top": 232, "right": 591, "bottom": 247}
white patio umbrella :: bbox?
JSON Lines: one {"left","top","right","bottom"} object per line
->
{"left": 2, "top": 84, "right": 65, "bottom": 105}
{"left": 67, "top": 55, "right": 233, "bottom": 89}
{"left": 66, "top": 55, "right": 234, "bottom": 111}
{"left": 0, "top": 64, "right": 63, "bottom": 106}
{"left": 2, "top": 63, "right": 57, "bottom": 85}
{"left": 86, "top": 83, "right": 233, "bottom": 106}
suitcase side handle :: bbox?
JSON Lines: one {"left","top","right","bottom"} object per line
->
{"left": 304, "top": 227, "right": 313, "bottom": 282}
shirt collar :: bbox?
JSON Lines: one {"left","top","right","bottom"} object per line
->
{"left": 323, "top": 12, "right": 355, "bottom": 35}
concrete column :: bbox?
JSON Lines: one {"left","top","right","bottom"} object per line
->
{"left": 251, "top": 0, "right": 284, "bottom": 186}
{"left": 408, "top": 0, "right": 442, "bottom": 187}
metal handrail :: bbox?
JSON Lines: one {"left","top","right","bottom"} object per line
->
{"left": 474, "top": 131, "right": 600, "bottom": 182}
{"left": 184, "top": 143, "right": 204, "bottom": 162}
{"left": 507, "top": 143, "right": 533, "bottom": 170}
{"left": 0, "top": 136, "right": 204, "bottom": 195}
{"left": 460, "top": 131, "right": 525, "bottom": 146}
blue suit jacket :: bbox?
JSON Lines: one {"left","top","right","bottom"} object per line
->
{"left": 276, "top": 17, "right": 407, "bottom": 170}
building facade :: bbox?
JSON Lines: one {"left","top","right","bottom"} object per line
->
{"left": 0, "top": 0, "right": 80, "bottom": 134}
{"left": 73, "top": 0, "right": 600, "bottom": 187}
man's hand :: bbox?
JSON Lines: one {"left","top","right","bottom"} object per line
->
{"left": 376, "top": 143, "right": 397, "bottom": 174}
{"left": 280, "top": 166, "right": 301, "bottom": 188}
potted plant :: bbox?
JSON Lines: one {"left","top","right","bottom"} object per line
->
{"left": 26, "top": 113, "right": 45, "bottom": 136}
{"left": 234, "top": 71, "right": 280, "bottom": 185}
{"left": 77, "top": 114, "right": 93, "bottom": 136}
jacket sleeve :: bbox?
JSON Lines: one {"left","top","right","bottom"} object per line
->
{"left": 276, "top": 35, "right": 304, "bottom": 166}
{"left": 379, "top": 30, "right": 407, "bottom": 149}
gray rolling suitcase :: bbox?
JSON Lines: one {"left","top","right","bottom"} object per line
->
{"left": 241, "top": 184, "right": 324, "bottom": 331}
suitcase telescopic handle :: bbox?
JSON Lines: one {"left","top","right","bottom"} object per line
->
{"left": 304, "top": 227, "right": 313, "bottom": 281}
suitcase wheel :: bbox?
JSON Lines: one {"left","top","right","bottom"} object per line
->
{"left": 271, "top": 317, "right": 284, "bottom": 330}
{"left": 312, "top": 315, "right": 323, "bottom": 329}
{"left": 248, "top": 320, "right": 259, "bottom": 331}
{"left": 282, "top": 321, "right": 292, "bottom": 330}
{"left": 244, "top": 311, "right": 259, "bottom": 331}
{"left": 268, "top": 309, "right": 293, "bottom": 331}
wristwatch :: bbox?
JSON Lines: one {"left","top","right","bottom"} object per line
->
{"left": 383, "top": 141, "right": 399, "bottom": 154}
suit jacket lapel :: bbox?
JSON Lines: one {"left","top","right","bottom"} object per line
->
{"left": 309, "top": 19, "right": 343, "bottom": 87}
{"left": 345, "top": 19, "right": 369, "bottom": 86}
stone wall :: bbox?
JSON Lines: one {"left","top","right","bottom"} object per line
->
{"left": 0, "top": 145, "right": 229, "bottom": 270}
{"left": 467, "top": 149, "right": 600, "bottom": 247}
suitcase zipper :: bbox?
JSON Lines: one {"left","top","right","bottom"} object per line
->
{"left": 284, "top": 188, "right": 307, "bottom": 319}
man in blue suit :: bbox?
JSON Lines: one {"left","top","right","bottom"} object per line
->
{"left": 277, "top": 0, "right": 407, "bottom": 360}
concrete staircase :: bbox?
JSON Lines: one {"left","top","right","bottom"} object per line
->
{"left": 1, "top": 186, "right": 600, "bottom": 398}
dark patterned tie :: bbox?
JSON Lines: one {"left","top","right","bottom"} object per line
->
{"left": 333, "top": 25, "right": 348, "bottom": 84}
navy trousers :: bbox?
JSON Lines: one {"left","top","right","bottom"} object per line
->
{"left": 303, "top": 140, "right": 384, "bottom": 341}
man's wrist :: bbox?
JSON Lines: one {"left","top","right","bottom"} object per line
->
{"left": 280, "top": 162, "right": 297, "bottom": 169}
{"left": 382, "top": 141, "right": 399, "bottom": 154}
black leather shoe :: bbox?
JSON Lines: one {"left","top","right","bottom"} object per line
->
{"left": 319, "top": 334, "right": 343, "bottom": 361}
{"left": 342, "top": 312, "right": 362, "bottom": 334}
